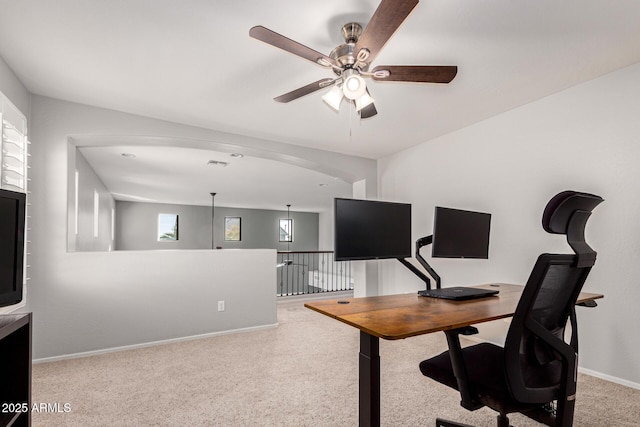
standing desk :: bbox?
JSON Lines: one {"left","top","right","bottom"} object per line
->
{"left": 304, "top": 283, "right": 603, "bottom": 427}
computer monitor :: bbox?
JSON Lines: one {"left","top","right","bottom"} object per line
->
{"left": 334, "top": 198, "right": 411, "bottom": 261}
{"left": 432, "top": 206, "right": 491, "bottom": 259}
{"left": 0, "top": 188, "right": 26, "bottom": 308}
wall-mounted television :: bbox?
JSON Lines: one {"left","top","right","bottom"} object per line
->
{"left": 334, "top": 198, "right": 411, "bottom": 261}
{"left": 432, "top": 206, "right": 491, "bottom": 259}
{"left": 0, "top": 188, "right": 26, "bottom": 308}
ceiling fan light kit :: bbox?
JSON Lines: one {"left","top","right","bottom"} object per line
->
{"left": 355, "top": 90, "right": 375, "bottom": 113}
{"left": 342, "top": 69, "right": 367, "bottom": 100}
{"left": 322, "top": 85, "right": 344, "bottom": 111}
{"left": 250, "top": 0, "right": 457, "bottom": 119}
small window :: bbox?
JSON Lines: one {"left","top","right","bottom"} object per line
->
{"left": 158, "top": 214, "right": 179, "bottom": 241}
{"left": 225, "top": 217, "right": 241, "bottom": 241}
{"left": 279, "top": 218, "right": 293, "bottom": 242}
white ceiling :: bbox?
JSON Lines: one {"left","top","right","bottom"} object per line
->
{"left": 1, "top": 0, "right": 640, "bottom": 210}
{"left": 78, "top": 145, "right": 353, "bottom": 211}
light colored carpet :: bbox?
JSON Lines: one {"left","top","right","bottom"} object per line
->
{"left": 32, "top": 300, "right": 639, "bottom": 426}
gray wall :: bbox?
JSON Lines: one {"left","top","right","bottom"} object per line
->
{"left": 213, "top": 206, "right": 318, "bottom": 251}
{"left": 115, "top": 201, "right": 318, "bottom": 251}
{"left": 115, "top": 201, "right": 211, "bottom": 250}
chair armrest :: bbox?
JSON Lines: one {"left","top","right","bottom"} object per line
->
{"left": 525, "top": 319, "right": 578, "bottom": 397}
{"left": 577, "top": 300, "right": 597, "bottom": 307}
{"left": 444, "top": 329, "right": 483, "bottom": 411}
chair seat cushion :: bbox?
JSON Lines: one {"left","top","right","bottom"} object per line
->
{"left": 419, "top": 342, "right": 538, "bottom": 415}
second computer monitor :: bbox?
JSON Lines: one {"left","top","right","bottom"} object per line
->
{"left": 431, "top": 206, "right": 491, "bottom": 259}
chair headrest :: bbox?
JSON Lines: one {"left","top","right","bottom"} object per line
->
{"left": 542, "top": 191, "right": 604, "bottom": 235}
{"left": 542, "top": 190, "right": 604, "bottom": 268}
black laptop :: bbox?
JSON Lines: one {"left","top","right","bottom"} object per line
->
{"left": 418, "top": 286, "right": 499, "bottom": 301}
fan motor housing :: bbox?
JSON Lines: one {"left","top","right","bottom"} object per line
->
{"left": 329, "top": 23, "right": 369, "bottom": 75}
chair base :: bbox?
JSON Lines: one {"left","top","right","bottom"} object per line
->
{"left": 436, "top": 418, "right": 474, "bottom": 427}
{"left": 435, "top": 414, "right": 511, "bottom": 427}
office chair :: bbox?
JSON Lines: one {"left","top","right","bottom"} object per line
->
{"left": 419, "top": 191, "right": 604, "bottom": 427}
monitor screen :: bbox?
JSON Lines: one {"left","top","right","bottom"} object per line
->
{"left": 0, "top": 188, "right": 26, "bottom": 307}
{"left": 432, "top": 207, "right": 491, "bottom": 259}
{"left": 334, "top": 198, "right": 411, "bottom": 261}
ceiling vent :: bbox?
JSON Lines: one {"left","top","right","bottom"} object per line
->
{"left": 207, "top": 160, "right": 229, "bottom": 167}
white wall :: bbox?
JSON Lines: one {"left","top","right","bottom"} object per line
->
{"left": 33, "top": 249, "right": 277, "bottom": 360}
{"left": 0, "top": 56, "right": 29, "bottom": 116}
{"left": 72, "top": 149, "right": 116, "bottom": 251}
{"left": 318, "top": 209, "right": 334, "bottom": 251}
{"left": 378, "top": 63, "right": 640, "bottom": 387}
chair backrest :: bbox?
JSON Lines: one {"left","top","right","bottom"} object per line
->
{"left": 503, "top": 191, "right": 603, "bottom": 404}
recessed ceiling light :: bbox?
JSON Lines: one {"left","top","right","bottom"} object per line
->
{"left": 207, "top": 160, "right": 229, "bottom": 167}
{"left": 121, "top": 153, "right": 136, "bottom": 158}
{"left": 230, "top": 153, "right": 244, "bottom": 158}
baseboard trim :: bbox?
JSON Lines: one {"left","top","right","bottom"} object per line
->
{"left": 578, "top": 367, "right": 640, "bottom": 390}
{"left": 33, "top": 322, "right": 279, "bottom": 364}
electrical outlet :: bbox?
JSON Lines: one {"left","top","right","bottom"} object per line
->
{"left": 217, "top": 301, "right": 225, "bottom": 312}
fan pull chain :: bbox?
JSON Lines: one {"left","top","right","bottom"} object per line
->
{"left": 349, "top": 101, "right": 354, "bottom": 144}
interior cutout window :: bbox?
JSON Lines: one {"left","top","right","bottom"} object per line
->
{"left": 279, "top": 218, "right": 293, "bottom": 242}
{"left": 158, "top": 214, "right": 179, "bottom": 241}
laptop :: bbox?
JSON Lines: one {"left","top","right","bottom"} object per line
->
{"left": 418, "top": 286, "right": 499, "bottom": 301}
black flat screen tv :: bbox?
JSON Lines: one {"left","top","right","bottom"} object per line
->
{"left": 0, "top": 188, "right": 26, "bottom": 308}
{"left": 334, "top": 198, "right": 411, "bottom": 261}
{"left": 432, "top": 206, "right": 491, "bottom": 259}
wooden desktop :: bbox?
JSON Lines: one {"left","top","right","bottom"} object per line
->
{"left": 305, "top": 284, "right": 603, "bottom": 427}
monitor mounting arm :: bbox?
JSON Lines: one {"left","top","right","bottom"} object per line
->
{"left": 397, "top": 235, "right": 442, "bottom": 290}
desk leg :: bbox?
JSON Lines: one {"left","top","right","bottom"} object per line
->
{"left": 359, "top": 331, "right": 380, "bottom": 427}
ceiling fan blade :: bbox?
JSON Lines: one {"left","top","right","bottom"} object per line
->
{"left": 360, "top": 103, "right": 378, "bottom": 119}
{"left": 250, "top": 26, "right": 338, "bottom": 68}
{"left": 274, "top": 78, "right": 337, "bottom": 103}
{"left": 371, "top": 65, "right": 458, "bottom": 83}
{"left": 354, "top": 0, "right": 419, "bottom": 65}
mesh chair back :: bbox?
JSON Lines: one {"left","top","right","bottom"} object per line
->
{"left": 504, "top": 255, "right": 590, "bottom": 403}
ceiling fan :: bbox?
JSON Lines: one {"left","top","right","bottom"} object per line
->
{"left": 249, "top": 0, "right": 457, "bottom": 119}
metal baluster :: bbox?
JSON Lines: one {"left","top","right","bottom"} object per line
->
{"left": 320, "top": 252, "right": 323, "bottom": 292}
{"left": 311, "top": 252, "right": 316, "bottom": 293}
{"left": 286, "top": 254, "right": 290, "bottom": 296}
{"left": 298, "top": 252, "right": 301, "bottom": 295}
{"left": 326, "top": 252, "right": 330, "bottom": 292}
{"left": 278, "top": 253, "right": 283, "bottom": 296}
{"left": 337, "top": 255, "right": 342, "bottom": 291}
{"left": 304, "top": 252, "right": 309, "bottom": 294}
{"left": 349, "top": 260, "right": 353, "bottom": 290}
{"left": 333, "top": 253, "right": 335, "bottom": 291}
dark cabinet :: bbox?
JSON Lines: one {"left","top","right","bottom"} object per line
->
{"left": 0, "top": 313, "right": 31, "bottom": 427}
